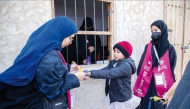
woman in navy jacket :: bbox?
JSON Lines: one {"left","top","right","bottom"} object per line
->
{"left": 0, "top": 16, "right": 85, "bottom": 109}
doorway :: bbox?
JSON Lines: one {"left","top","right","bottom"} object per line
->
{"left": 164, "top": 0, "right": 190, "bottom": 78}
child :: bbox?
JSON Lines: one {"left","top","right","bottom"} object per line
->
{"left": 85, "top": 41, "right": 141, "bottom": 109}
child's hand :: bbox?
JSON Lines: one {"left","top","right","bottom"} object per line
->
{"left": 74, "top": 72, "right": 86, "bottom": 81}
{"left": 70, "top": 64, "right": 79, "bottom": 72}
{"left": 71, "top": 61, "right": 76, "bottom": 64}
{"left": 88, "top": 46, "right": 95, "bottom": 52}
{"left": 83, "top": 59, "right": 86, "bottom": 64}
{"left": 85, "top": 72, "right": 91, "bottom": 76}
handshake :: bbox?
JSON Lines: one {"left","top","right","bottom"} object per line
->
{"left": 70, "top": 64, "right": 91, "bottom": 81}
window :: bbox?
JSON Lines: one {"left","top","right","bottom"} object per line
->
{"left": 52, "top": 0, "right": 113, "bottom": 65}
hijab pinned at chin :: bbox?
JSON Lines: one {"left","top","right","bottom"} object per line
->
{"left": 0, "top": 16, "right": 78, "bottom": 90}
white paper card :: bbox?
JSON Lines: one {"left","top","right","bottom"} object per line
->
{"left": 155, "top": 74, "right": 164, "bottom": 85}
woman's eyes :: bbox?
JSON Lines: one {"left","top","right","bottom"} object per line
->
{"left": 151, "top": 29, "right": 158, "bottom": 32}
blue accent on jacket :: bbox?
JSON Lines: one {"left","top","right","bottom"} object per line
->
{"left": 36, "top": 50, "right": 80, "bottom": 99}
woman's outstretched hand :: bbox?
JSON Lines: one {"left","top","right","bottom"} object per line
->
{"left": 74, "top": 72, "right": 86, "bottom": 81}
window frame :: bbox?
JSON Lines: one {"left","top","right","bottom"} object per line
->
{"left": 51, "top": 0, "right": 114, "bottom": 63}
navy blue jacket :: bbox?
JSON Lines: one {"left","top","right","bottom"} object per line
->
{"left": 0, "top": 50, "right": 79, "bottom": 109}
{"left": 167, "top": 60, "right": 190, "bottom": 109}
{"left": 36, "top": 50, "right": 80, "bottom": 99}
{"left": 91, "top": 58, "right": 136, "bottom": 103}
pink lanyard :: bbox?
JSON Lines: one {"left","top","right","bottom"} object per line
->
{"left": 56, "top": 50, "right": 72, "bottom": 109}
{"left": 57, "top": 50, "right": 67, "bottom": 68}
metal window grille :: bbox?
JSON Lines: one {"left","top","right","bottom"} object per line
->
{"left": 54, "top": 0, "right": 110, "bottom": 65}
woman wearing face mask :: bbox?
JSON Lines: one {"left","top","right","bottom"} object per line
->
{"left": 133, "top": 20, "right": 177, "bottom": 109}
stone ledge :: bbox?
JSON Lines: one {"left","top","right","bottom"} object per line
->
{"left": 79, "top": 63, "right": 108, "bottom": 71}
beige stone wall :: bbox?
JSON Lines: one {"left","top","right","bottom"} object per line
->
{"left": 0, "top": 0, "right": 52, "bottom": 72}
{"left": 114, "top": 1, "right": 164, "bottom": 66}
{"left": 114, "top": 1, "right": 164, "bottom": 92}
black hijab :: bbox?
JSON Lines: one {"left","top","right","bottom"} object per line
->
{"left": 73, "top": 17, "right": 101, "bottom": 64}
{"left": 79, "top": 17, "right": 94, "bottom": 31}
{"left": 151, "top": 20, "right": 169, "bottom": 67}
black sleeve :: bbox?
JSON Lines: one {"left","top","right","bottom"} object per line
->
{"left": 88, "top": 35, "right": 95, "bottom": 46}
{"left": 89, "top": 35, "right": 101, "bottom": 53}
{"left": 95, "top": 35, "right": 101, "bottom": 53}
{"left": 137, "top": 44, "right": 148, "bottom": 75}
{"left": 168, "top": 44, "right": 177, "bottom": 81}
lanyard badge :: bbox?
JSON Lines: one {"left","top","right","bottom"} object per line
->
{"left": 154, "top": 74, "right": 164, "bottom": 85}
{"left": 153, "top": 45, "right": 164, "bottom": 85}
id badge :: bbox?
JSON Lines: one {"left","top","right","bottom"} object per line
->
{"left": 70, "top": 90, "right": 75, "bottom": 107}
{"left": 154, "top": 74, "right": 164, "bottom": 85}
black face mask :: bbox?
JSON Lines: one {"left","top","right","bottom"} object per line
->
{"left": 151, "top": 32, "right": 161, "bottom": 39}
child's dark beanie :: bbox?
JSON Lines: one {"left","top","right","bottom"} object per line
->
{"left": 113, "top": 41, "right": 133, "bottom": 58}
